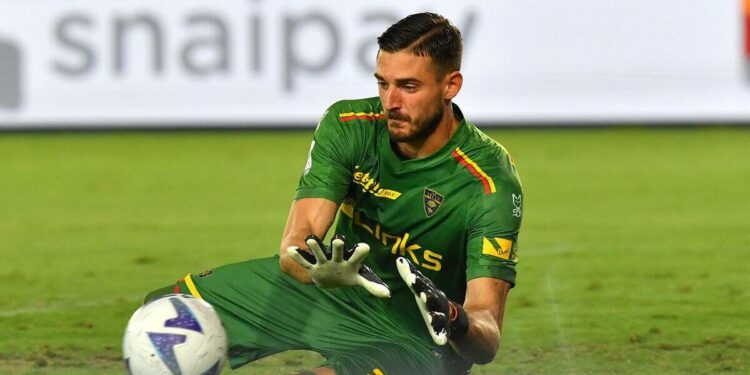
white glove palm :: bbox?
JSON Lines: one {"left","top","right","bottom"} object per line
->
{"left": 287, "top": 235, "right": 391, "bottom": 298}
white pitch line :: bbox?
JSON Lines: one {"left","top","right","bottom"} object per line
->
{"left": 545, "top": 269, "right": 577, "bottom": 374}
{"left": 0, "top": 297, "right": 141, "bottom": 318}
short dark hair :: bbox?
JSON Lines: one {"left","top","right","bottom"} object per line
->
{"left": 377, "top": 12, "right": 463, "bottom": 78}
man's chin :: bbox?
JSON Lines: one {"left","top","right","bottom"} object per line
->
{"left": 388, "top": 133, "right": 409, "bottom": 143}
{"left": 387, "top": 125, "right": 412, "bottom": 142}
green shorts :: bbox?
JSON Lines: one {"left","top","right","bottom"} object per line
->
{"left": 173, "top": 256, "right": 470, "bottom": 375}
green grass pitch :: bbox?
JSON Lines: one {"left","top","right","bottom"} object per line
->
{"left": 0, "top": 127, "right": 748, "bottom": 374}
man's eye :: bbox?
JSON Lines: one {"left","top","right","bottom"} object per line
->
{"left": 377, "top": 82, "right": 388, "bottom": 89}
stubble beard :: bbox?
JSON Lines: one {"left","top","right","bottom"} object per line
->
{"left": 387, "top": 104, "right": 445, "bottom": 144}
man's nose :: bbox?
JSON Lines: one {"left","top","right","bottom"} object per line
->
{"left": 383, "top": 87, "right": 401, "bottom": 111}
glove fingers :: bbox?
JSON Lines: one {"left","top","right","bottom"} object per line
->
{"left": 330, "top": 237, "right": 345, "bottom": 263}
{"left": 397, "top": 257, "right": 431, "bottom": 294}
{"left": 396, "top": 257, "right": 417, "bottom": 287}
{"left": 426, "top": 311, "right": 449, "bottom": 346}
{"left": 429, "top": 312, "right": 449, "bottom": 332}
{"left": 358, "top": 264, "right": 387, "bottom": 283}
{"left": 358, "top": 265, "right": 390, "bottom": 298}
{"left": 305, "top": 236, "right": 328, "bottom": 264}
{"left": 425, "top": 293, "right": 443, "bottom": 311}
{"left": 347, "top": 243, "right": 370, "bottom": 265}
{"left": 412, "top": 276, "right": 430, "bottom": 295}
{"left": 286, "top": 247, "right": 314, "bottom": 269}
{"left": 357, "top": 273, "right": 391, "bottom": 298}
{"left": 419, "top": 290, "right": 447, "bottom": 316}
{"left": 397, "top": 257, "right": 451, "bottom": 346}
{"left": 423, "top": 287, "right": 450, "bottom": 313}
{"left": 399, "top": 257, "right": 431, "bottom": 286}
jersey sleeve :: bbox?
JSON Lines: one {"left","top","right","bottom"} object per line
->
{"left": 294, "top": 103, "right": 357, "bottom": 204}
{"left": 465, "top": 151, "right": 523, "bottom": 287}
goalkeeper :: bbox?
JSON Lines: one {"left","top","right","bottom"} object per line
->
{"left": 145, "top": 12, "right": 523, "bottom": 375}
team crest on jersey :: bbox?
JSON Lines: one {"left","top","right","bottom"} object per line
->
{"left": 423, "top": 188, "right": 444, "bottom": 218}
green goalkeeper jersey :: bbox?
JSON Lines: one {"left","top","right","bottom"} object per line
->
{"left": 295, "top": 97, "right": 523, "bottom": 304}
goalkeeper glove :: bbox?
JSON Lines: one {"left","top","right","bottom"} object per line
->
{"left": 287, "top": 234, "right": 391, "bottom": 298}
{"left": 397, "top": 257, "right": 469, "bottom": 345}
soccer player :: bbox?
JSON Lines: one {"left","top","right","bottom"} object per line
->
{"left": 144, "top": 12, "right": 522, "bottom": 375}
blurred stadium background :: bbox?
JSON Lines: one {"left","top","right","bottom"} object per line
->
{"left": 1, "top": 1, "right": 748, "bottom": 374}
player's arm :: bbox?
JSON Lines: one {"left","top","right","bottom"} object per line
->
{"left": 397, "top": 259, "right": 511, "bottom": 364}
{"left": 279, "top": 197, "right": 339, "bottom": 284}
{"left": 279, "top": 197, "right": 391, "bottom": 298}
{"left": 449, "top": 149, "right": 520, "bottom": 363}
{"left": 449, "top": 277, "right": 510, "bottom": 364}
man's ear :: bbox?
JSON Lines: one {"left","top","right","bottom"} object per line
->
{"left": 443, "top": 71, "right": 463, "bottom": 100}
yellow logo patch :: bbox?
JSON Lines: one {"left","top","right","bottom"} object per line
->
{"left": 482, "top": 237, "right": 513, "bottom": 260}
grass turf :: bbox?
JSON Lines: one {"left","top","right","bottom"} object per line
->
{"left": 0, "top": 127, "right": 748, "bottom": 374}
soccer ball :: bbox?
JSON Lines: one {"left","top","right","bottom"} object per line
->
{"left": 123, "top": 294, "right": 227, "bottom": 375}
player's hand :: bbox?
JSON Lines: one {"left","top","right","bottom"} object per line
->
{"left": 397, "top": 257, "right": 469, "bottom": 346}
{"left": 287, "top": 234, "right": 391, "bottom": 298}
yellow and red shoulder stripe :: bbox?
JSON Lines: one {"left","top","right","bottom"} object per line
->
{"left": 339, "top": 111, "right": 385, "bottom": 122}
{"left": 451, "top": 147, "right": 496, "bottom": 195}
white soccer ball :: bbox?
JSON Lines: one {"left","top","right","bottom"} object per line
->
{"left": 123, "top": 294, "right": 227, "bottom": 375}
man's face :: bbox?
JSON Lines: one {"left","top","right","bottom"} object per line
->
{"left": 375, "top": 51, "right": 446, "bottom": 143}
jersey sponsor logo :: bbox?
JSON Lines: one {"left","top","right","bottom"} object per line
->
{"left": 482, "top": 237, "right": 513, "bottom": 260}
{"left": 512, "top": 194, "right": 522, "bottom": 218}
{"left": 451, "top": 147, "right": 496, "bottom": 195}
{"left": 340, "top": 202, "right": 443, "bottom": 271}
{"left": 423, "top": 188, "right": 444, "bottom": 218}
{"left": 353, "top": 166, "right": 401, "bottom": 200}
